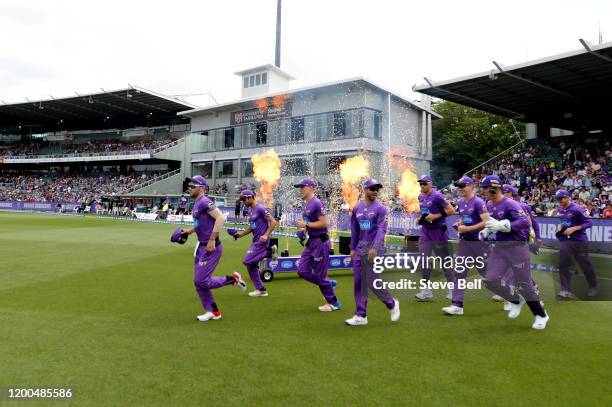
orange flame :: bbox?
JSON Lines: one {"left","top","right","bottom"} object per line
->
{"left": 255, "top": 99, "right": 268, "bottom": 111}
{"left": 339, "top": 155, "right": 370, "bottom": 209}
{"left": 388, "top": 147, "right": 420, "bottom": 212}
{"left": 251, "top": 149, "right": 281, "bottom": 207}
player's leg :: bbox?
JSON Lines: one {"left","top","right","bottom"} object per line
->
{"left": 346, "top": 254, "right": 369, "bottom": 325}
{"left": 416, "top": 235, "right": 435, "bottom": 300}
{"left": 194, "top": 244, "right": 244, "bottom": 321}
{"left": 557, "top": 240, "right": 575, "bottom": 298}
{"left": 573, "top": 241, "right": 598, "bottom": 296}
{"left": 363, "top": 254, "right": 398, "bottom": 321}
{"left": 312, "top": 240, "right": 340, "bottom": 311}
{"left": 483, "top": 247, "right": 519, "bottom": 303}
{"left": 243, "top": 241, "right": 268, "bottom": 296}
{"left": 445, "top": 240, "right": 471, "bottom": 315}
{"left": 511, "top": 246, "right": 549, "bottom": 328}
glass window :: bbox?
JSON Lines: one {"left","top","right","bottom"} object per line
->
{"left": 224, "top": 128, "right": 235, "bottom": 149}
{"left": 243, "top": 77, "right": 249, "bottom": 88}
{"left": 256, "top": 74, "right": 261, "bottom": 86}
{"left": 374, "top": 111, "right": 381, "bottom": 139}
{"left": 262, "top": 72, "right": 267, "bottom": 85}
{"left": 249, "top": 76, "right": 255, "bottom": 87}
{"left": 242, "top": 159, "right": 253, "bottom": 177}
{"left": 217, "top": 160, "right": 236, "bottom": 178}
{"left": 282, "top": 157, "right": 308, "bottom": 176}
{"left": 291, "top": 118, "right": 304, "bottom": 142}
{"left": 194, "top": 162, "right": 212, "bottom": 178}
{"left": 333, "top": 112, "right": 346, "bottom": 138}
{"left": 256, "top": 122, "right": 267, "bottom": 145}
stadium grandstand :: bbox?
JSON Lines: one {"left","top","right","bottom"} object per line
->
{"left": 414, "top": 39, "right": 612, "bottom": 218}
{"left": 0, "top": 86, "right": 195, "bottom": 209}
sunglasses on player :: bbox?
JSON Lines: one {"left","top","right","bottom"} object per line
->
{"left": 454, "top": 183, "right": 467, "bottom": 189}
{"left": 368, "top": 186, "right": 381, "bottom": 192}
{"left": 418, "top": 182, "right": 429, "bottom": 186}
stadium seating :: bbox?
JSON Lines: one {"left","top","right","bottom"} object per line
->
{"left": 465, "top": 134, "right": 611, "bottom": 217}
{"left": 0, "top": 171, "right": 169, "bottom": 203}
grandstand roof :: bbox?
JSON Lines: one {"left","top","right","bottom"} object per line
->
{"left": 413, "top": 39, "right": 612, "bottom": 131}
{"left": 0, "top": 85, "right": 196, "bottom": 135}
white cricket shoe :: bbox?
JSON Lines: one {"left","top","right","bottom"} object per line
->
{"left": 345, "top": 315, "right": 368, "bottom": 326}
{"left": 318, "top": 301, "right": 341, "bottom": 312}
{"left": 196, "top": 311, "right": 222, "bottom": 321}
{"left": 442, "top": 305, "right": 464, "bottom": 315}
{"left": 532, "top": 314, "right": 550, "bottom": 330}
{"left": 389, "top": 299, "right": 400, "bottom": 322}
{"left": 232, "top": 272, "right": 247, "bottom": 292}
{"left": 491, "top": 294, "right": 505, "bottom": 302}
{"left": 446, "top": 289, "right": 453, "bottom": 300}
{"left": 415, "top": 288, "right": 434, "bottom": 301}
{"left": 507, "top": 295, "right": 525, "bottom": 319}
{"left": 503, "top": 301, "right": 511, "bottom": 311}
{"left": 556, "top": 290, "right": 578, "bottom": 300}
{"left": 248, "top": 289, "right": 269, "bottom": 297}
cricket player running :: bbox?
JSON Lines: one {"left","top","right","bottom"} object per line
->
{"left": 227, "top": 189, "right": 278, "bottom": 297}
{"left": 345, "top": 179, "right": 400, "bottom": 326}
{"left": 181, "top": 176, "right": 247, "bottom": 321}
{"left": 495, "top": 184, "right": 543, "bottom": 310}
{"left": 294, "top": 178, "right": 341, "bottom": 312}
{"left": 554, "top": 189, "right": 598, "bottom": 299}
{"left": 442, "top": 176, "right": 489, "bottom": 316}
{"left": 415, "top": 175, "right": 456, "bottom": 301}
{"left": 479, "top": 175, "right": 549, "bottom": 329}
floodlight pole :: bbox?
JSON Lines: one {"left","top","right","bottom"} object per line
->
{"left": 275, "top": 0, "right": 282, "bottom": 67}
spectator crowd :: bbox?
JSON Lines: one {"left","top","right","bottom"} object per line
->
{"left": 445, "top": 135, "right": 611, "bottom": 218}
{"left": 0, "top": 138, "right": 174, "bottom": 158}
{"left": 0, "top": 170, "right": 165, "bottom": 203}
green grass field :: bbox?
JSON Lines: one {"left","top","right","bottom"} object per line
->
{"left": 1, "top": 212, "right": 611, "bottom": 407}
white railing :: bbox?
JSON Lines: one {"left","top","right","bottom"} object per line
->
{"left": 122, "top": 169, "right": 181, "bottom": 194}
{"left": 151, "top": 137, "right": 185, "bottom": 154}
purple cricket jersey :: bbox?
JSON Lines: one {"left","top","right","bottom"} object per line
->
{"left": 302, "top": 196, "right": 328, "bottom": 237}
{"left": 486, "top": 197, "right": 530, "bottom": 241}
{"left": 192, "top": 195, "right": 217, "bottom": 243}
{"left": 557, "top": 202, "right": 592, "bottom": 241}
{"left": 418, "top": 189, "right": 449, "bottom": 230}
{"left": 457, "top": 195, "right": 486, "bottom": 241}
{"left": 519, "top": 202, "right": 540, "bottom": 240}
{"left": 349, "top": 199, "right": 388, "bottom": 255}
{"left": 248, "top": 203, "right": 272, "bottom": 241}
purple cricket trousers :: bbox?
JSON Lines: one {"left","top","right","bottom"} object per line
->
{"left": 353, "top": 255, "right": 394, "bottom": 317}
{"left": 194, "top": 242, "right": 232, "bottom": 312}
{"left": 297, "top": 237, "right": 337, "bottom": 305}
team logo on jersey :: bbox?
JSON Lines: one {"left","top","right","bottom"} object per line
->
{"left": 208, "top": 202, "right": 215, "bottom": 210}
{"left": 518, "top": 210, "right": 526, "bottom": 217}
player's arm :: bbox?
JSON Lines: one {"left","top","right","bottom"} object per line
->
{"left": 372, "top": 207, "right": 388, "bottom": 253}
{"left": 529, "top": 210, "right": 541, "bottom": 240}
{"left": 208, "top": 207, "right": 225, "bottom": 241}
{"left": 236, "top": 226, "right": 253, "bottom": 238}
{"left": 508, "top": 207, "right": 530, "bottom": 231}
{"left": 565, "top": 209, "right": 592, "bottom": 235}
{"left": 461, "top": 210, "right": 489, "bottom": 233}
{"left": 425, "top": 197, "right": 455, "bottom": 221}
{"left": 261, "top": 212, "right": 277, "bottom": 241}
{"left": 306, "top": 214, "right": 328, "bottom": 230}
